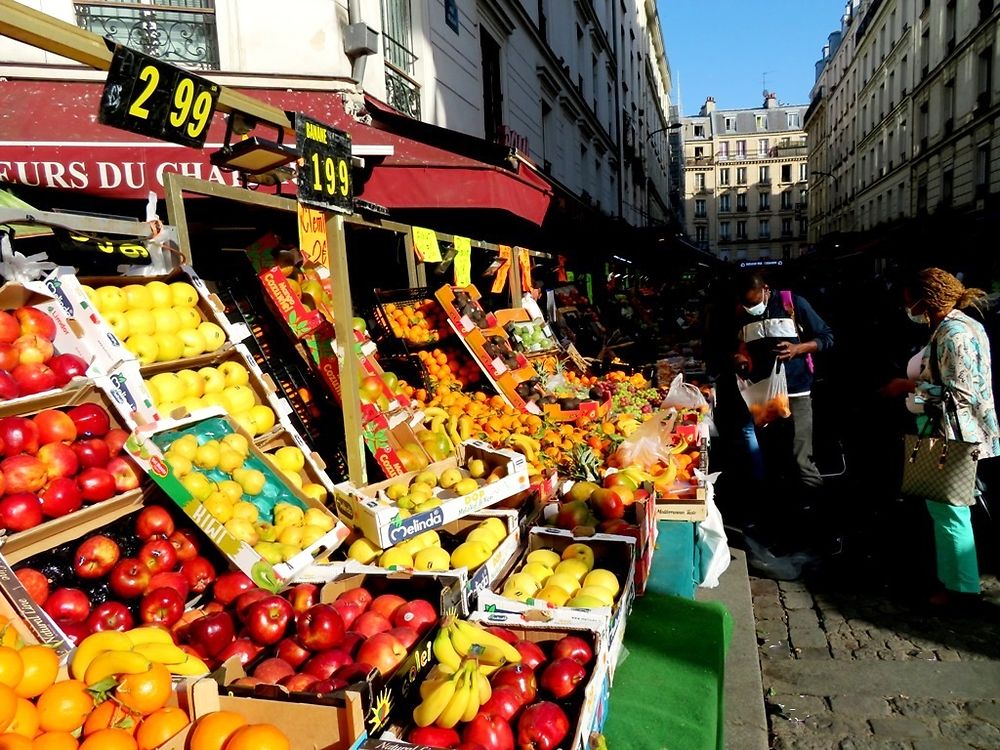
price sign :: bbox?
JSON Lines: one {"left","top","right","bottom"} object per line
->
{"left": 453, "top": 235, "right": 472, "bottom": 286}
{"left": 297, "top": 204, "right": 329, "bottom": 266}
{"left": 296, "top": 113, "right": 353, "bottom": 214}
{"left": 99, "top": 46, "right": 220, "bottom": 148}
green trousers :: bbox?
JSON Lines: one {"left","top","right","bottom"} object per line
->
{"left": 925, "top": 500, "right": 981, "bottom": 594}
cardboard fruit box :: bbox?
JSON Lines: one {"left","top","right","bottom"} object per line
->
{"left": 476, "top": 527, "right": 636, "bottom": 683}
{"left": 221, "top": 568, "right": 463, "bottom": 737}
{"left": 125, "top": 410, "right": 350, "bottom": 592}
{"left": 434, "top": 284, "right": 496, "bottom": 334}
{"left": 0, "top": 552, "right": 74, "bottom": 659}
{"left": 356, "top": 409, "right": 434, "bottom": 480}
{"left": 257, "top": 426, "right": 339, "bottom": 501}
{"left": 333, "top": 441, "right": 530, "bottom": 548}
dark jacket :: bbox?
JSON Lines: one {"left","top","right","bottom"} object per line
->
{"left": 735, "top": 292, "right": 833, "bottom": 394}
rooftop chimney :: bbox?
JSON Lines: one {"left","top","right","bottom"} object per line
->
{"left": 764, "top": 91, "right": 778, "bottom": 109}
{"left": 700, "top": 96, "right": 716, "bottom": 116}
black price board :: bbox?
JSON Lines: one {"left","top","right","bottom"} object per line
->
{"left": 99, "top": 46, "right": 220, "bottom": 148}
{"left": 295, "top": 113, "right": 353, "bottom": 214}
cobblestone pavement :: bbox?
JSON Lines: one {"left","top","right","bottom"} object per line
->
{"left": 751, "top": 571, "right": 1000, "bottom": 750}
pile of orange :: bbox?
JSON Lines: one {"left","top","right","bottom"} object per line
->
{"left": 187, "top": 711, "right": 289, "bottom": 750}
{"left": 416, "top": 348, "right": 481, "bottom": 389}
{"left": 384, "top": 301, "right": 449, "bottom": 346}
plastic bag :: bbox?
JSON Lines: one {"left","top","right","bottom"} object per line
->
{"left": 660, "top": 374, "right": 709, "bottom": 411}
{"left": 696, "top": 479, "right": 731, "bottom": 588}
{"left": 613, "top": 410, "right": 678, "bottom": 468}
{"left": 738, "top": 361, "right": 791, "bottom": 427}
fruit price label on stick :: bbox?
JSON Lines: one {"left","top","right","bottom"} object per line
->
{"left": 99, "top": 45, "right": 220, "bottom": 148}
{"left": 491, "top": 246, "right": 513, "bottom": 294}
{"left": 297, "top": 204, "right": 329, "bottom": 266}
{"left": 412, "top": 226, "right": 442, "bottom": 262}
{"left": 296, "top": 113, "right": 353, "bottom": 214}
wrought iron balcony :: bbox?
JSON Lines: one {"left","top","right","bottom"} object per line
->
{"left": 382, "top": 31, "right": 421, "bottom": 120}
{"left": 74, "top": 1, "right": 219, "bottom": 70}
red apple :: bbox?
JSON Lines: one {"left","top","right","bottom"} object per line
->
{"left": 464, "top": 712, "right": 514, "bottom": 750}
{"left": 187, "top": 612, "right": 236, "bottom": 658}
{"left": 539, "top": 657, "right": 586, "bottom": 699}
{"left": 14, "top": 568, "right": 48, "bottom": 605}
{"left": 1, "top": 455, "right": 46, "bottom": 494}
{"left": 11, "top": 363, "right": 56, "bottom": 396}
{"left": 287, "top": 582, "right": 319, "bottom": 614}
{"left": 0, "top": 345, "right": 18, "bottom": 372}
{"left": 216, "top": 638, "right": 263, "bottom": 668}
{"left": 351, "top": 611, "right": 391, "bottom": 638}
{"left": 386, "top": 626, "right": 419, "bottom": 650}
{"left": 37, "top": 442, "right": 79, "bottom": 480}
{"left": 13, "top": 335, "right": 53, "bottom": 366}
{"left": 234, "top": 589, "right": 271, "bottom": 623}
{"left": 0, "top": 493, "right": 43, "bottom": 532}
{"left": 107, "top": 456, "right": 141, "bottom": 492}
{"left": 180, "top": 557, "right": 215, "bottom": 594}
{"left": 590, "top": 488, "right": 625, "bottom": 521}
{"left": 491, "top": 664, "right": 537, "bottom": 703}
{"left": 86, "top": 601, "right": 134, "bottom": 633}
{"left": 138, "top": 539, "right": 177, "bottom": 575}
{"left": 171, "top": 610, "right": 205, "bottom": 641}
{"left": 516, "top": 702, "right": 569, "bottom": 750}
{"left": 212, "top": 571, "right": 255, "bottom": 605}
{"left": 76, "top": 467, "right": 117, "bottom": 502}
{"left": 331, "top": 662, "right": 374, "bottom": 686}
{"left": 13, "top": 308, "right": 56, "bottom": 341}
{"left": 168, "top": 529, "right": 200, "bottom": 561}
{"left": 0, "top": 371, "right": 19, "bottom": 400}
{"left": 0, "top": 417, "right": 38, "bottom": 457}
{"left": 71, "top": 438, "right": 110, "bottom": 470}
{"left": 392, "top": 599, "right": 438, "bottom": 634}
{"left": 146, "top": 571, "right": 190, "bottom": 600}
{"left": 330, "top": 599, "right": 363, "bottom": 630}
{"left": 43, "top": 588, "right": 90, "bottom": 624}
{"left": 0, "top": 312, "right": 19, "bottom": 345}
{"left": 339, "top": 632, "right": 365, "bottom": 657}
{"left": 295, "top": 604, "right": 345, "bottom": 651}
{"left": 481, "top": 685, "right": 525, "bottom": 722}
{"left": 65, "top": 403, "right": 111, "bottom": 438}
{"left": 308, "top": 678, "right": 347, "bottom": 693}
{"left": 368, "top": 593, "right": 406, "bottom": 620}
{"left": 140, "top": 587, "right": 184, "bottom": 627}
{"left": 278, "top": 673, "right": 317, "bottom": 693}
{"left": 104, "top": 428, "right": 129, "bottom": 458}
{"left": 32, "top": 409, "right": 77, "bottom": 444}
{"left": 47, "top": 354, "right": 89, "bottom": 386}
{"left": 245, "top": 596, "right": 294, "bottom": 646}
{"left": 108, "top": 558, "right": 151, "bottom": 599}
{"left": 252, "top": 657, "right": 294, "bottom": 684}
{"left": 407, "top": 727, "right": 462, "bottom": 747}
{"left": 57, "top": 620, "right": 89, "bottom": 647}
{"left": 356, "top": 632, "right": 407, "bottom": 677}
{"left": 39, "top": 476, "right": 83, "bottom": 518}
{"left": 551, "top": 635, "right": 593, "bottom": 666}
{"left": 302, "top": 648, "right": 352, "bottom": 679}
{"left": 335, "top": 587, "right": 372, "bottom": 611}
{"left": 484, "top": 626, "right": 519, "bottom": 645}
{"left": 276, "top": 638, "right": 311, "bottom": 669}
{"left": 514, "top": 641, "right": 546, "bottom": 671}
{"left": 135, "top": 506, "right": 175, "bottom": 540}
{"left": 73, "top": 534, "right": 121, "bottom": 579}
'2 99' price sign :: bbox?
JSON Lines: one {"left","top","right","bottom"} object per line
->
{"left": 99, "top": 46, "right": 220, "bottom": 148}
{"left": 295, "top": 113, "right": 353, "bottom": 214}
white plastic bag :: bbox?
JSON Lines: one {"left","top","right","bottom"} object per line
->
{"left": 738, "top": 360, "right": 791, "bottom": 427}
{"left": 696, "top": 481, "right": 730, "bottom": 588}
{"left": 660, "top": 373, "right": 709, "bottom": 411}
{"left": 613, "top": 410, "right": 677, "bottom": 468}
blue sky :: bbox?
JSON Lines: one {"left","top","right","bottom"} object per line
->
{"left": 658, "top": 0, "right": 845, "bottom": 114}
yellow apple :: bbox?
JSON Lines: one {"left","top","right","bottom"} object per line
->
{"left": 175, "top": 369, "right": 205, "bottom": 398}
{"left": 124, "top": 309, "right": 155, "bottom": 337}
{"left": 103, "top": 310, "right": 130, "bottom": 341}
{"left": 302, "top": 483, "right": 327, "bottom": 502}
{"left": 561, "top": 543, "right": 595, "bottom": 571}
{"left": 218, "top": 361, "right": 249, "bottom": 387}
{"left": 554, "top": 558, "right": 590, "bottom": 583}
{"left": 81, "top": 285, "right": 97, "bottom": 304}
{"left": 123, "top": 284, "right": 153, "bottom": 310}
{"left": 246, "top": 405, "right": 275, "bottom": 435}
{"left": 221, "top": 433, "right": 250, "bottom": 456}
{"left": 278, "top": 525, "right": 304, "bottom": 547}
{"left": 348, "top": 538, "right": 382, "bottom": 564}
{"left": 303, "top": 507, "right": 334, "bottom": 531}
{"left": 299, "top": 525, "right": 328, "bottom": 548}
{"left": 201, "top": 392, "right": 227, "bottom": 410}
{"left": 584, "top": 569, "right": 620, "bottom": 596}
{"left": 198, "top": 322, "right": 226, "bottom": 352}
{"left": 178, "top": 329, "right": 206, "bottom": 357}
{"left": 154, "top": 332, "right": 184, "bottom": 362}
{"left": 222, "top": 385, "right": 256, "bottom": 414}
{"left": 170, "top": 282, "right": 199, "bottom": 307}
{"left": 157, "top": 401, "right": 181, "bottom": 419}
{"left": 225, "top": 518, "right": 259, "bottom": 545}
{"left": 164, "top": 453, "right": 192, "bottom": 478}
{"left": 204, "top": 493, "right": 234, "bottom": 522}
{"left": 146, "top": 280, "right": 172, "bottom": 308}
{"left": 379, "top": 548, "right": 413, "bottom": 569}
{"left": 414, "top": 546, "right": 451, "bottom": 571}
{"left": 194, "top": 440, "right": 221, "bottom": 470}
{"left": 125, "top": 334, "right": 159, "bottom": 365}
{"left": 233, "top": 467, "right": 266, "bottom": 495}
{"left": 148, "top": 372, "right": 184, "bottom": 404}
{"left": 198, "top": 367, "right": 225, "bottom": 394}
{"left": 181, "top": 471, "right": 215, "bottom": 501}
{"left": 231, "top": 501, "right": 260, "bottom": 523}
{"left": 273, "top": 446, "right": 305, "bottom": 473}
{"left": 218, "top": 446, "right": 245, "bottom": 473}
{"left": 169, "top": 434, "right": 199, "bottom": 460}
{"left": 96, "top": 286, "right": 127, "bottom": 314}
{"left": 144, "top": 379, "right": 160, "bottom": 404}
{"left": 174, "top": 306, "right": 202, "bottom": 331}
{"left": 179, "top": 396, "right": 206, "bottom": 415}
{"left": 152, "top": 307, "right": 181, "bottom": 335}
{"left": 217, "top": 479, "right": 244, "bottom": 501}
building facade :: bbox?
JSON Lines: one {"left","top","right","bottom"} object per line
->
{"left": 806, "top": 0, "right": 1000, "bottom": 245}
{"left": 0, "top": 0, "right": 674, "bottom": 228}
{"left": 681, "top": 95, "right": 810, "bottom": 262}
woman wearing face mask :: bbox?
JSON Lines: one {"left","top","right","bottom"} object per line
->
{"left": 883, "top": 268, "right": 999, "bottom": 607}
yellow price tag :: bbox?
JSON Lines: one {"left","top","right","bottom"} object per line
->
{"left": 412, "top": 226, "right": 442, "bottom": 262}
{"left": 453, "top": 235, "right": 472, "bottom": 287}
{"left": 297, "top": 204, "right": 329, "bottom": 266}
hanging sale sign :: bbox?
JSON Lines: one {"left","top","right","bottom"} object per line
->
{"left": 296, "top": 113, "right": 353, "bottom": 214}
{"left": 411, "top": 226, "right": 442, "bottom": 262}
{"left": 297, "top": 205, "right": 329, "bottom": 267}
{"left": 517, "top": 247, "right": 532, "bottom": 292}
{"left": 491, "top": 245, "right": 513, "bottom": 294}
{"left": 453, "top": 235, "right": 471, "bottom": 286}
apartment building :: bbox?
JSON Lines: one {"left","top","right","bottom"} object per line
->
{"left": 0, "top": 0, "right": 674, "bottom": 228}
{"left": 682, "top": 95, "right": 810, "bottom": 262}
{"left": 807, "top": 0, "right": 999, "bottom": 245}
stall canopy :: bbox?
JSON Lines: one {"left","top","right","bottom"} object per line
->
{"left": 0, "top": 80, "right": 553, "bottom": 225}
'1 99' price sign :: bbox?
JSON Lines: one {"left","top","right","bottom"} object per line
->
{"left": 295, "top": 113, "right": 353, "bottom": 214}
{"left": 99, "top": 45, "right": 220, "bottom": 148}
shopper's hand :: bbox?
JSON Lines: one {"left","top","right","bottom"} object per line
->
{"left": 774, "top": 342, "right": 801, "bottom": 361}
{"left": 733, "top": 353, "right": 751, "bottom": 375}
{"left": 880, "top": 378, "right": 917, "bottom": 398}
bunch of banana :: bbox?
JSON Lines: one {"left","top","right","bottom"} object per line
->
{"left": 616, "top": 414, "right": 641, "bottom": 438}
{"left": 506, "top": 434, "right": 539, "bottom": 463}
{"left": 71, "top": 627, "right": 210, "bottom": 685}
{"left": 432, "top": 616, "right": 521, "bottom": 674}
{"left": 412, "top": 660, "right": 492, "bottom": 729}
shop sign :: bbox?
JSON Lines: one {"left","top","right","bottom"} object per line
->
{"left": 297, "top": 204, "right": 329, "bottom": 267}
{"left": 295, "top": 113, "right": 353, "bottom": 214}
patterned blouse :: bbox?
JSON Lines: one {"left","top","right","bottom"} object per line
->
{"left": 914, "top": 310, "right": 1000, "bottom": 459}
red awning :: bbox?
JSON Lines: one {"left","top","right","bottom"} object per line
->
{"left": 0, "top": 80, "right": 552, "bottom": 224}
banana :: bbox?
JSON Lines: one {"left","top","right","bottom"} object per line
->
{"left": 423, "top": 407, "right": 449, "bottom": 421}
{"left": 452, "top": 619, "right": 522, "bottom": 664}
{"left": 443, "top": 620, "right": 474, "bottom": 658}
{"left": 432, "top": 627, "right": 462, "bottom": 671}
{"left": 478, "top": 662, "right": 501, "bottom": 676}
{"left": 124, "top": 627, "right": 174, "bottom": 647}
{"left": 507, "top": 434, "right": 537, "bottom": 462}
{"left": 412, "top": 674, "right": 457, "bottom": 727}
{"left": 622, "top": 466, "right": 654, "bottom": 484}
{"left": 132, "top": 642, "right": 188, "bottom": 665}
{"left": 429, "top": 415, "right": 447, "bottom": 435}
{"left": 420, "top": 678, "right": 449, "bottom": 700}
{"left": 447, "top": 414, "right": 462, "bottom": 446}
{"left": 84, "top": 650, "right": 153, "bottom": 685}
{"left": 476, "top": 669, "right": 492, "bottom": 706}
{"left": 462, "top": 667, "right": 483, "bottom": 723}
{"left": 164, "top": 655, "right": 211, "bottom": 676}
{"left": 458, "top": 415, "right": 475, "bottom": 441}
{"left": 71, "top": 631, "right": 133, "bottom": 680}
{"left": 426, "top": 663, "right": 457, "bottom": 682}
{"left": 436, "top": 667, "right": 470, "bottom": 729}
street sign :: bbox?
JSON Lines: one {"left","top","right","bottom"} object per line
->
{"left": 295, "top": 113, "right": 353, "bottom": 214}
{"left": 99, "top": 46, "right": 220, "bottom": 148}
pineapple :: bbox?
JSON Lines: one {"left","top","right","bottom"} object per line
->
{"left": 568, "top": 444, "right": 602, "bottom": 483}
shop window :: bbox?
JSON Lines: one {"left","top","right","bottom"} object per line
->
{"left": 75, "top": 0, "right": 219, "bottom": 69}
{"left": 480, "top": 29, "right": 504, "bottom": 140}
{"left": 380, "top": 0, "right": 421, "bottom": 118}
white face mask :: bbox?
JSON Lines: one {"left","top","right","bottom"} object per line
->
{"left": 907, "top": 306, "right": 929, "bottom": 325}
{"left": 744, "top": 291, "right": 768, "bottom": 317}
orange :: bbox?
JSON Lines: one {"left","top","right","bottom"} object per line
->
{"left": 5, "top": 699, "right": 37, "bottom": 739}
{"left": 78, "top": 729, "right": 136, "bottom": 750}
{"left": 32, "top": 732, "right": 78, "bottom": 750}
{"left": 135, "top": 707, "right": 188, "bottom": 750}
{"left": 0, "top": 651, "right": 22, "bottom": 691}
{"left": 36, "top": 681, "right": 93, "bottom": 733}
{"left": 115, "top": 664, "right": 171, "bottom": 716}
{"left": 0, "top": 734, "right": 31, "bottom": 750}
{"left": 187, "top": 711, "right": 246, "bottom": 750}
{"left": 82, "top": 701, "right": 139, "bottom": 737}
{"left": 0, "top": 685, "right": 18, "bottom": 733}
{"left": 222, "top": 724, "right": 289, "bottom": 750}
{"left": 15, "top": 648, "right": 58, "bottom": 699}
